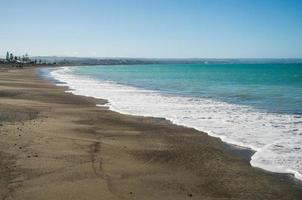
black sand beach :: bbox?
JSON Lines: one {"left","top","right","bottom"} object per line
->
{"left": 0, "top": 66, "right": 301, "bottom": 199}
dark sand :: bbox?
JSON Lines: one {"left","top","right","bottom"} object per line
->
{"left": 0, "top": 67, "right": 301, "bottom": 200}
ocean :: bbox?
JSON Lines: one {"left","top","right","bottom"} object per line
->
{"left": 47, "top": 63, "right": 302, "bottom": 180}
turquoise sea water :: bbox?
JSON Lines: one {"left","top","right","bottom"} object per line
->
{"left": 49, "top": 63, "right": 302, "bottom": 180}
{"left": 73, "top": 63, "right": 302, "bottom": 115}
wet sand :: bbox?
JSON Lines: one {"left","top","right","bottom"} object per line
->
{"left": 0, "top": 67, "right": 301, "bottom": 200}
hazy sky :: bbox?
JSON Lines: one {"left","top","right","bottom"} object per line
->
{"left": 1, "top": 0, "right": 302, "bottom": 58}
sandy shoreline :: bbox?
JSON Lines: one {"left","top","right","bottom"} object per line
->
{"left": 0, "top": 67, "right": 301, "bottom": 199}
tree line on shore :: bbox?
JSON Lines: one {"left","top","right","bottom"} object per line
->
{"left": 3, "top": 51, "right": 41, "bottom": 64}
{"left": 0, "top": 51, "right": 57, "bottom": 66}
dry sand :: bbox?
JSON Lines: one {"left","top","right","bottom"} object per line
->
{"left": 0, "top": 67, "right": 301, "bottom": 200}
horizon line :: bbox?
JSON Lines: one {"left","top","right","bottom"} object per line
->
{"left": 1, "top": 54, "right": 302, "bottom": 60}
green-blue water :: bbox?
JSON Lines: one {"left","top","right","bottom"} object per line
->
{"left": 73, "top": 63, "right": 302, "bottom": 114}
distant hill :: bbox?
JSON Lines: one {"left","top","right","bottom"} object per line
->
{"left": 30, "top": 56, "right": 302, "bottom": 65}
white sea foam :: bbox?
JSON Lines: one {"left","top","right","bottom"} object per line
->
{"left": 50, "top": 66, "right": 302, "bottom": 180}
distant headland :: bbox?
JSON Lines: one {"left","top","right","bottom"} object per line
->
{"left": 1, "top": 52, "right": 302, "bottom": 67}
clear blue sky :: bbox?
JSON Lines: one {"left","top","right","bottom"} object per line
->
{"left": 1, "top": 0, "right": 302, "bottom": 58}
